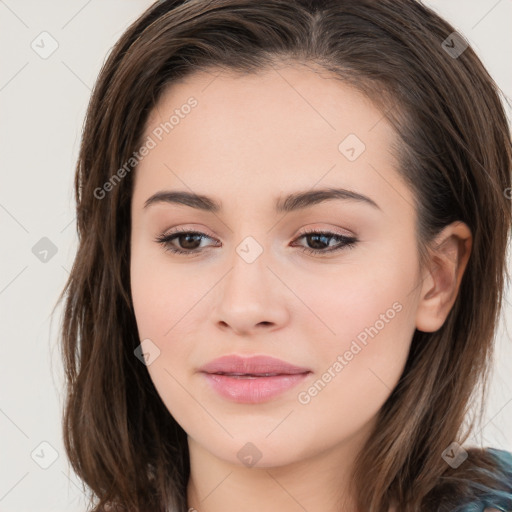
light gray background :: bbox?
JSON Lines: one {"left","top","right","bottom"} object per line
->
{"left": 1, "top": 1, "right": 511, "bottom": 510}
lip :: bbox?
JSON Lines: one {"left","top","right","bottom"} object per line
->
{"left": 199, "top": 355, "right": 311, "bottom": 404}
{"left": 199, "top": 354, "right": 310, "bottom": 375}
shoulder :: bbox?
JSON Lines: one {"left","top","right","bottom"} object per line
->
{"left": 423, "top": 446, "right": 512, "bottom": 511}
{"left": 486, "top": 447, "right": 512, "bottom": 474}
{"left": 452, "top": 447, "right": 512, "bottom": 512}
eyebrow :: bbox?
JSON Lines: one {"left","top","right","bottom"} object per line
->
{"left": 143, "top": 187, "right": 381, "bottom": 213}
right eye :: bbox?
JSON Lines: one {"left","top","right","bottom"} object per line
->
{"left": 154, "top": 230, "right": 220, "bottom": 255}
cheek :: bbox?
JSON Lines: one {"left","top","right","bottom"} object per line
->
{"left": 130, "top": 247, "right": 209, "bottom": 390}
{"left": 294, "top": 247, "right": 418, "bottom": 395}
{"left": 130, "top": 269, "right": 166, "bottom": 340}
{"left": 291, "top": 268, "right": 416, "bottom": 445}
{"left": 293, "top": 253, "right": 416, "bottom": 352}
{"left": 130, "top": 241, "right": 201, "bottom": 340}
{"left": 130, "top": 253, "right": 198, "bottom": 423}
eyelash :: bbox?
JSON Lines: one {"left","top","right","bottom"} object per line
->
{"left": 154, "top": 228, "right": 358, "bottom": 257}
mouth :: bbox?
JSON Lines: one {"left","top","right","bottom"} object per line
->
{"left": 208, "top": 371, "right": 307, "bottom": 378}
{"left": 199, "top": 354, "right": 311, "bottom": 376}
{"left": 198, "top": 354, "right": 311, "bottom": 403}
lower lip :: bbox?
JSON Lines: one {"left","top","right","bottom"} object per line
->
{"left": 201, "top": 372, "right": 310, "bottom": 403}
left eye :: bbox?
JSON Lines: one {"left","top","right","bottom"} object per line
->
{"left": 154, "top": 230, "right": 358, "bottom": 256}
{"left": 292, "top": 231, "right": 358, "bottom": 255}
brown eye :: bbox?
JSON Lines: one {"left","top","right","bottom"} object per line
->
{"left": 154, "top": 231, "right": 219, "bottom": 255}
{"left": 292, "top": 231, "right": 358, "bottom": 255}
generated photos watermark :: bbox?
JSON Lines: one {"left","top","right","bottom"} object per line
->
{"left": 297, "top": 301, "right": 403, "bottom": 405}
{"left": 94, "top": 96, "right": 198, "bottom": 200}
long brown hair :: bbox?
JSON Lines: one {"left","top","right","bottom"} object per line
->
{"left": 56, "top": 1, "right": 512, "bottom": 510}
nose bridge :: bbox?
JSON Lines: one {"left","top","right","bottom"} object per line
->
{"left": 212, "top": 230, "right": 287, "bottom": 333}
{"left": 226, "top": 233, "right": 269, "bottom": 294}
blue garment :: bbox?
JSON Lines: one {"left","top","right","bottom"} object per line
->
{"left": 453, "top": 448, "right": 512, "bottom": 512}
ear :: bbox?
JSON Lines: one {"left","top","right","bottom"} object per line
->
{"left": 415, "top": 221, "right": 472, "bottom": 333}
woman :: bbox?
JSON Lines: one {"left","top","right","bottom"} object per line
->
{"left": 57, "top": 0, "right": 512, "bottom": 510}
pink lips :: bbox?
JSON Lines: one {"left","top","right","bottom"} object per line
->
{"left": 199, "top": 355, "right": 311, "bottom": 404}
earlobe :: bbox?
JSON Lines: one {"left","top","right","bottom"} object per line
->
{"left": 415, "top": 221, "right": 472, "bottom": 333}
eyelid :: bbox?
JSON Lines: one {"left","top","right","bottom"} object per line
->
{"left": 161, "top": 224, "right": 218, "bottom": 239}
{"left": 294, "top": 224, "right": 356, "bottom": 239}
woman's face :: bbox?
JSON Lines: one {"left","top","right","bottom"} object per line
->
{"left": 130, "top": 64, "right": 425, "bottom": 468}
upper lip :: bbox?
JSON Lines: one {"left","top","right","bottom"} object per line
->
{"left": 199, "top": 355, "right": 311, "bottom": 376}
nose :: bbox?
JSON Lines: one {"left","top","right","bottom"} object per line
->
{"left": 212, "top": 243, "right": 290, "bottom": 336}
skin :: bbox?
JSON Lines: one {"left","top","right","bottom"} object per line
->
{"left": 130, "top": 62, "right": 472, "bottom": 512}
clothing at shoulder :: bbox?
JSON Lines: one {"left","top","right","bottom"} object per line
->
{"left": 454, "top": 448, "right": 512, "bottom": 512}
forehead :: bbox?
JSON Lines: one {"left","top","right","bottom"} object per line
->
{"left": 143, "top": 63, "right": 391, "bottom": 150}
{"left": 133, "top": 64, "right": 412, "bottom": 216}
